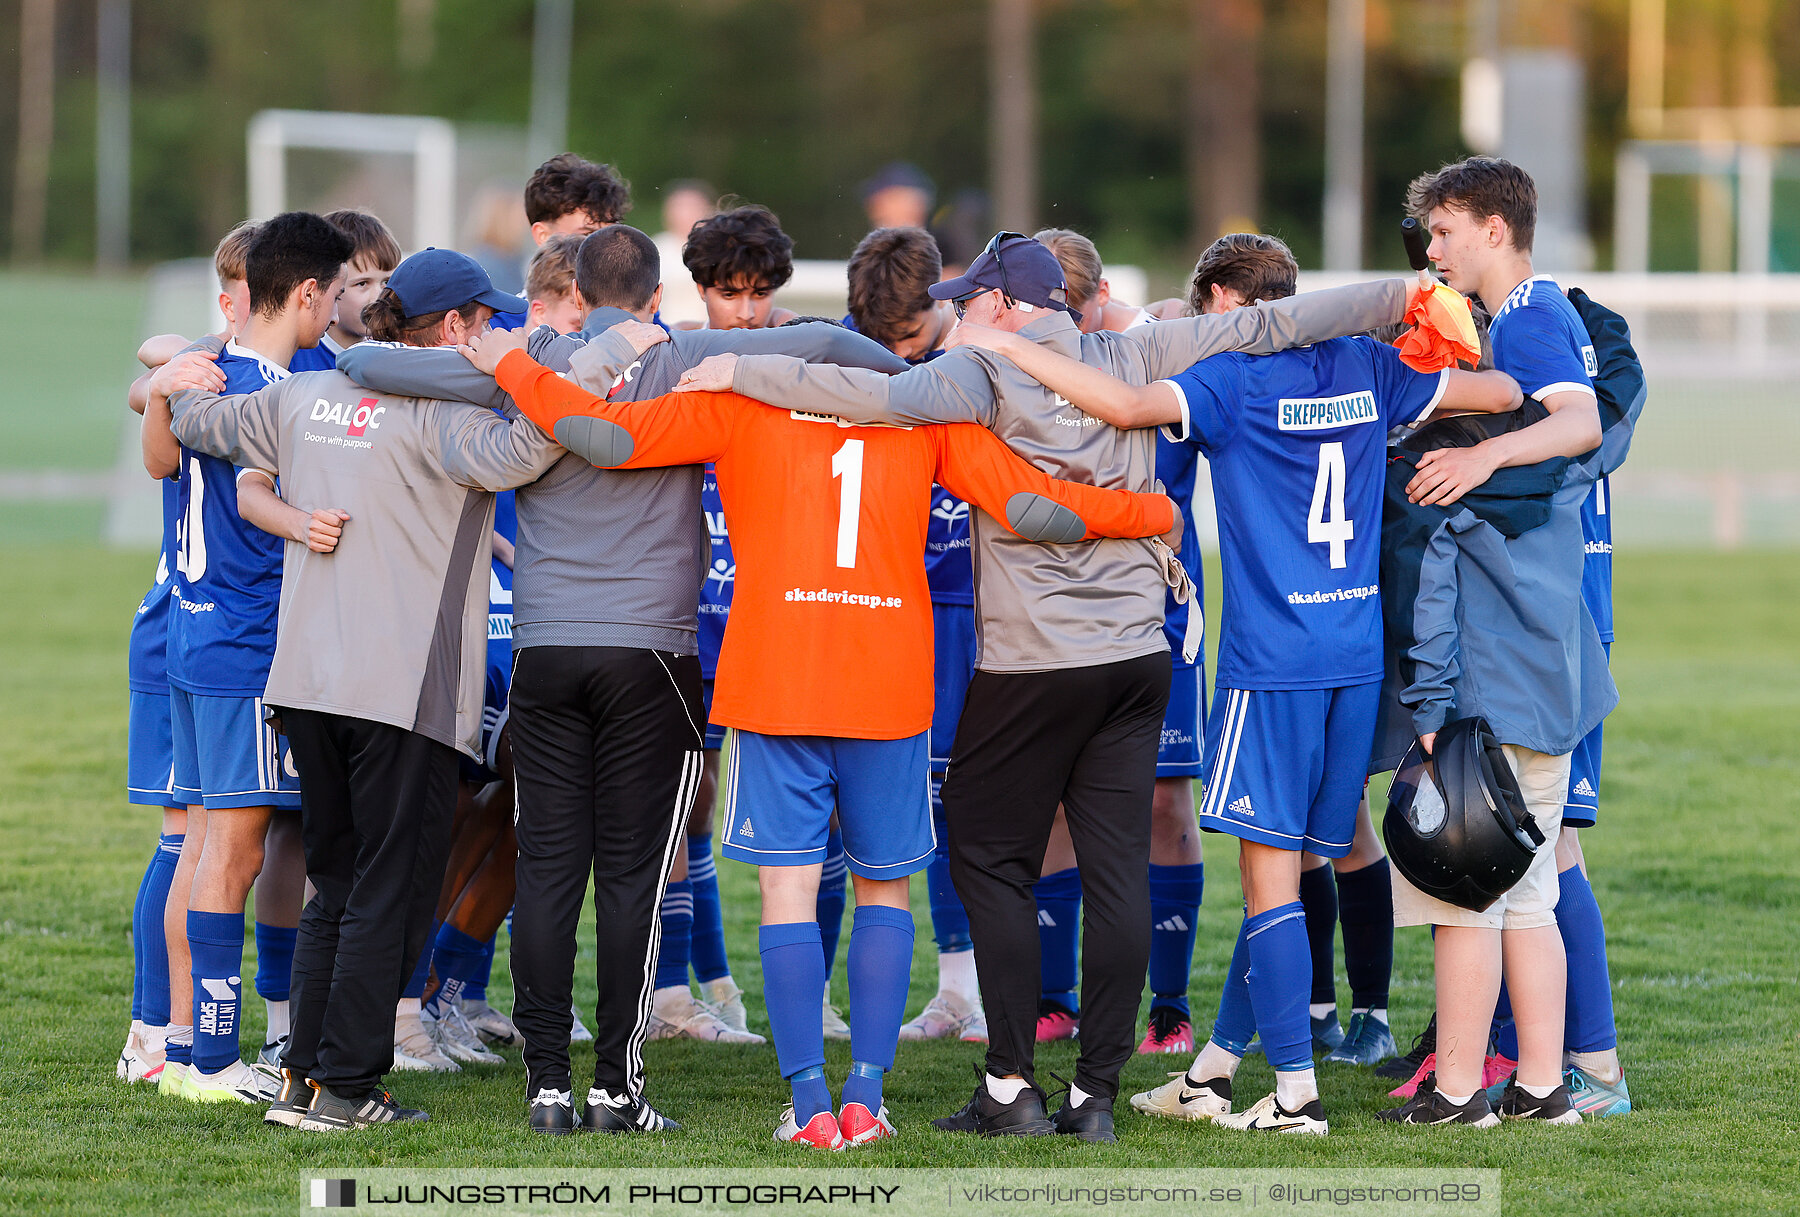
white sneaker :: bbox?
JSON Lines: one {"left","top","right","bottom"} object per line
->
{"left": 899, "top": 991, "right": 981, "bottom": 1041}
{"left": 1130, "top": 1070, "right": 1233, "bottom": 1121}
{"left": 424, "top": 1002, "right": 505, "bottom": 1065}
{"left": 117, "top": 1028, "right": 166, "bottom": 1085}
{"left": 185, "top": 1058, "right": 281, "bottom": 1104}
{"left": 1215, "top": 1091, "right": 1329, "bottom": 1135}
{"left": 647, "top": 987, "right": 766, "bottom": 1043}
{"left": 702, "top": 978, "right": 753, "bottom": 1035}
{"left": 822, "top": 999, "right": 851, "bottom": 1042}
{"left": 257, "top": 1035, "right": 288, "bottom": 1071}
{"left": 459, "top": 997, "right": 523, "bottom": 1047}
{"left": 569, "top": 1004, "right": 593, "bottom": 1044}
{"left": 393, "top": 1009, "right": 460, "bottom": 1073}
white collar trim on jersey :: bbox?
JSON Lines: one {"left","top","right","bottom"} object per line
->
{"left": 225, "top": 338, "right": 293, "bottom": 384}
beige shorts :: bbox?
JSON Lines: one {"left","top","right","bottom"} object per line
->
{"left": 1392, "top": 744, "right": 1569, "bottom": 931}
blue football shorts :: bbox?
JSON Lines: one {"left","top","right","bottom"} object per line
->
{"left": 929, "top": 602, "right": 978, "bottom": 772}
{"left": 127, "top": 688, "right": 184, "bottom": 809}
{"left": 170, "top": 688, "right": 301, "bottom": 810}
{"left": 1563, "top": 641, "right": 1609, "bottom": 828}
{"left": 1197, "top": 681, "right": 1382, "bottom": 857}
{"left": 722, "top": 730, "right": 933, "bottom": 880}
{"left": 1157, "top": 661, "right": 1206, "bottom": 779}
{"left": 461, "top": 638, "right": 513, "bottom": 786}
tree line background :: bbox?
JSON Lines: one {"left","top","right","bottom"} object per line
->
{"left": 2, "top": 0, "right": 1795, "bottom": 286}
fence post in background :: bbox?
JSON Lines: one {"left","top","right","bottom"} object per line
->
{"left": 1323, "top": 0, "right": 1365, "bottom": 271}
{"left": 989, "top": 0, "right": 1038, "bottom": 233}
{"left": 1614, "top": 145, "right": 1650, "bottom": 273}
{"left": 528, "top": 0, "right": 573, "bottom": 166}
{"left": 12, "top": 0, "right": 56, "bottom": 264}
{"left": 96, "top": 0, "right": 132, "bottom": 271}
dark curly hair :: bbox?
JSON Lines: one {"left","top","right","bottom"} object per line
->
{"left": 525, "top": 153, "right": 632, "bottom": 227}
{"left": 682, "top": 204, "right": 794, "bottom": 291}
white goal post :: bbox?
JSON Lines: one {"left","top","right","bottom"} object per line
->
{"left": 246, "top": 109, "right": 458, "bottom": 251}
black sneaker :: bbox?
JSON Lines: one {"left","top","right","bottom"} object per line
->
{"left": 1496, "top": 1080, "right": 1583, "bottom": 1125}
{"left": 582, "top": 1087, "right": 680, "bottom": 1133}
{"left": 1376, "top": 1074, "right": 1499, "bottom": 1127}
{"left": 932, "top": 1065, "right": 1056, "bottom": 1136}
{"left": 1375, "top": 1013, "right": 1437, "bottom": 1079}
{"left": 263, "top": 1067, "right": 310, "bottom": 1128}
{"left": 529, "top": 1086, "right": 575, "bottom": 1135}
{"left": 1050, "top": 1095, "right": 1117, "bottom": 1143}
{"left": 295, "top": 1082, "right": 429, "bottom": 1130}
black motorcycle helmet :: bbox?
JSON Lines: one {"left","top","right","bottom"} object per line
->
{"left": 1382, "top": 716, "right": 1546, "bottom": 912}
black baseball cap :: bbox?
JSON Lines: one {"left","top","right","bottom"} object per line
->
{"left": 388, "top": 248, "right": 527, "bottom": 317}
{"left": 929, "top": 231, "right": 1080, "bottom": 323}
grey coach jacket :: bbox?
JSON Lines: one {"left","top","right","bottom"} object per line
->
{"left": 169, "top": 370, "right": 563, "bottom": 759}
{"left": 730, "top": 280, "right": 1411, "bottom": 673}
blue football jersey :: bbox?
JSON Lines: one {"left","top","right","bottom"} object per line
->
{"left": 1154, "top": 433, "right": 1203, "bottom": 666}
{"left": 290, "top": 341, "right": 338, "bottom": 373}
{"left": 128, "top": 477, "right": 181, "bottom": 693}
{"left": 1490, "top": 275, "right": 1605, "bottom": 641}
{"left": 166, "top": 342, "right": 290, "bottom": 697}
{"left": 489, "top": 310, "right": 527, "bottom": 332}
{"left": 698, "top": 466, "right": 734, "bottom": 678}
{"left": 1161, "top": 336, "right": 1447, "bottom": 690}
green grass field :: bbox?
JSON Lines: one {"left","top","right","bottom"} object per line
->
{"left": 2, "top": 547, "right": 1797, "bottom": 1216}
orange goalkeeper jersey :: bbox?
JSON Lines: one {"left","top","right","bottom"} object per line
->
{"left": 496, "top": 348, "right": 1173, "bottom": 739}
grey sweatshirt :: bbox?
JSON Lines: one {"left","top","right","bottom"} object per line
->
{"left": 338, "top": 312, "right": 909, "bottom": 653}
{"left": 730, "top": 280, "right": 1411, "bottom": 672}
{"left": 169, "top": 369, "right": 564, "bottom": 758}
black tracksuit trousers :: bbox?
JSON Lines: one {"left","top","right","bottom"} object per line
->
{"left": 508, "top": 645, "right": 705, "bottom": 1098}
{"left": 942, "top": 652, "right": 1170, "bottom": 1101}
{"left": 278, "top": 708, "right": 459, "bottom": 1100}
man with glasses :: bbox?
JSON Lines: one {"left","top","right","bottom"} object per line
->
{"left": 675, "top": 232, "right": 1415, "bottom": 1142}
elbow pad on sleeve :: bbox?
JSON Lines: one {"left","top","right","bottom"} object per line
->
{"left": 1006, "top": 493, "right": 1086, "bottom": 544}
{"left": 554, "top": 415, "right": 634, "bottom": 467}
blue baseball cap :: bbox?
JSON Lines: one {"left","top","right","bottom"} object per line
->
{"left": 388, "top": 247, "right": 527, "bottom": 317}
{"left": 929, "top": 231, "right": 1081, "bottom": 323}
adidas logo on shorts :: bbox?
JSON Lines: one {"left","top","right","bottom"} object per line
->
{"left": 1154, "top": 915, "right": 1190, "bottom": 932}
{"left": 1572, "top": 778, "right": 1597, "bottom": 798}
{"left": 738, "top": 818, "right": 754, "bottom": 839}
{"left": 1037, "top": 909, "right": 1056, "bottom": 927}
{"left": 1228, "top": 795, "right": 1254, "bottom": 817}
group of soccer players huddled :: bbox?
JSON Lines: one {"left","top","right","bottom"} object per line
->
{"left": 115, "top": 148, "right": 1639, "bottom": 1143}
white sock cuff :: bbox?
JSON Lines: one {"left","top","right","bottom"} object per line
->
{"left": 985, "top": 1073, "right": 1029, "bottom": 1102}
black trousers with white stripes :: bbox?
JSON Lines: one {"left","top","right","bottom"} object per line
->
{"left": 508, "top": 645, "right": 705, "bottom": 1098}
{"left": 942, "top": 652, "right": 1169, "bottom": 1100}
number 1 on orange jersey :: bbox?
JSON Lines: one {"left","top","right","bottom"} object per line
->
{"left": 831, "top": 438, "right": 865, "bottom": 568}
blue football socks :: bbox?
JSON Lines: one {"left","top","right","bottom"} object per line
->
{"left": 1147, "top": 862, "right": 1204, "bottom": 1015}
{"left": 759, "top": 921, "right": 829, "bottom": 1119}
{"left": 402, "top": 923, "right": 436, "bottom": 1001}
{"left": 1034, "top": 867, "right": 1082, "bottom": 1012}
{"left": 817, "top": 828, "right": 848, "bottom": 979}
{"left": 1558, "top": 865, "right": 1619, "bottom": 1053}
{"left": 687, "top": 834, "right": 731, "bottom": 984}
{"left": 463, "top": 933, "right": 496, "bottom": 1003}
{"left": 425, "top": 924, "right": 493, "bottom": 1017}
{"left": 188, "top": 909, "right": 245, "bottom": 1073}
{"left": 653, "top": 880, "right": 695, "bottom": 992}
{"left": 1244, "top": 902, "right": 1312, "bottom": 1071}
{"left": 926, "top": 777, "right": 972, "bottom": 954}
{"left": 844, "top": 905, "right": 914, "bottom": 1112}
{"left": 1210, "top": 915, "right": 1255, "bottom": 1054}
{"left": 252, "top": 921, "right": 297, "bottom": 1006}
{"left": 1335, "top": 858, "right": 1394, "bottom": 1011}
{"left": 136, "top": 833, "right": 183, "bottom": 1028}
